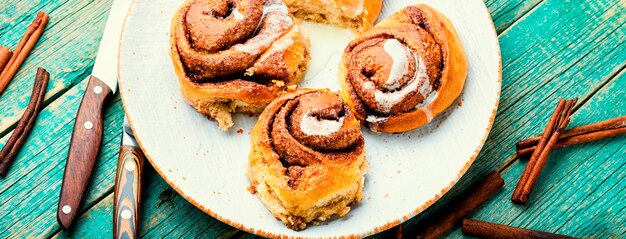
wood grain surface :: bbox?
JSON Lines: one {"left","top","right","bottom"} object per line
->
{"left": 113, "top": 145, "right": 144, "bottom": 239}
{"left": 0, "top": 0, "right": 625, "bottom": 238}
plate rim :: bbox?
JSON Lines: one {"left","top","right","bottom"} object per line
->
{"left": 118, "top": 0, "right": 502, "bottom": 237}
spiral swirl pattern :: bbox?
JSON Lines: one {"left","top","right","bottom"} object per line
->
{"left": 173, "top": 0, "right": 308, "bottom": 83}
{"left": 271, "top": 91, "right": 363, "bottom": 166}
{"left": 170, "top": 0, "right": 310, "bottom": 130}
{"left": 247, "top": 89, "right": 366, "bottom": 230}
{"left": 340, "top": 5, "right": 467, "bottom": 133}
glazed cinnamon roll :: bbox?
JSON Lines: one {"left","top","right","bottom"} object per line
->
{"left": 170, "top": 0, "right": 310, "bottom": 130}
{"left": 339, "top": 4, "right": 467, "bottom": 133}
{"left": 283, "top": 0, "right": 383, "bottom": 32}
{"left": 247, "top": 89, "right": 367, "bottom": 230}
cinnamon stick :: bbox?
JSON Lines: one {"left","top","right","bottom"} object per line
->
{"left": 512, "top": 99, "right": 566, "bottom": 202}
{"left": 513, "top": 99, "right": 577, "bottom": 204}
{"left": 0, "top": 12, "right": 49, "bottom": 94}
{"left": 412, "top": 171, "right": 504, "bottom": 239}
{"left": 520, "top": 99, "right": 576, "bottom": 202}
{"left": 462, "top": 219, "right": 579, "bottom": 239}
{"left": 0, "top": 68, "right": 49, "bottom": 177}
{"left": 516, "top": 116, "right": 626, "bottom": 157}
{"left": 0, "top": 46, "right": 12, "bottom": 73}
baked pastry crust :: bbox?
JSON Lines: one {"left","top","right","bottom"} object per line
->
{"left": 283, "top": 0, "right": 383, "bottom": 32}
{"left": 247, "top": 89, "right": 367, "bottom": 230}
{"left": 339, "top": 4, "right": 467, "bottom": 133}
{"left": 170, "top": 0, "right": 310, "bottom": 130}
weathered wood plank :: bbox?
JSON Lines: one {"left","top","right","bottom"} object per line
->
{"left": 0, "top": 79, "right": 123, "bottom": 238}
{"left": 445, "top": 68, "right": 626, "bottom": 238}
{"left": 46, "top": 2, "right": 624, "bottom": 236}
{"left": 485, "top": 0, "right": 544, "bottom": 33}
{"left": 480, "top": 0, "right": 625, "bottom": 166}
{"left": 0, "top": 0, "right": 621, "bottom": 238}
{"left": 52, "top": 194, "right": 115, "bottom": 239}
{"left": 50, "top": 164, "right": 255, "bottom": 239}
{"left": 0, "top": 0, "right": 112, "bottom": 134}
{"left": 48, "top": 0, "right": 626, "bottom": 238}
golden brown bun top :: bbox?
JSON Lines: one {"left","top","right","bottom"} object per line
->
{"left": 283, "top": 0, "right": 383, "bottom": 32}
{"left": 336, "top": 0, "right": 383, "bottom": 24}
{"left": 170, "top": 0, "right": 312, "bottom": 119}
{"left": 340, "top": 4, "right": 468, "bottom": 133}
{"left": 249, "top": 88, "right": 365, "bottom": 195}
{"left": 247, "top": 89, "right": 367, "bottom": 230}
{"left": 256, "top": 89, "right": 364, "bottom": 167}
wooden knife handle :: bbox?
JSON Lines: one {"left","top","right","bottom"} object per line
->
{"left": 113, "top": 145, "right": 144, "bottom": 239}
{"left": 57, "top": 76, "right": 112, "bottom": 231}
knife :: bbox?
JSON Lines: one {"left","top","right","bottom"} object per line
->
{"left": 57, "top": 0, "right": 134, "bottom": 231}
{"left": 113, "top": 117, "right": 144, "bottom": 239}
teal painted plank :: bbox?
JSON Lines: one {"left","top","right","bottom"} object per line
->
{"left": 0, "top": 79, "right": 123, "bottom": 238}
{"left": 137, "top": 171, "right": 238, "bottom": 239}
{"left": 51, "top": 164, "right": 259, "bottom": 239}
{"left": 482, "top": 0, "right": 626, "bottom": 165}
{"left": 445, "top": 68, "right": 626, "bottom": 238}
{"left": 51, "top": 0, "right": 626, "bottom": 238}
{"left": 0, "top": 0, "right": 112, "bottom": 134}
{"left": 9, "top": 0, "right": 626, "bottom": 238}
{"left": 52, "top": 194, "right": 115, "bottom": 239}
{"left": 466, "top": 0, "right": 626, "bottom": 188}
{"left": 485, "top": 0, "right": 545, "bottom": 33}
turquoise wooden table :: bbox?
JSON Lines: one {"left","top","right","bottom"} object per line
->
{"left": 0, "top": 0, "right": 625, "bottom": 238}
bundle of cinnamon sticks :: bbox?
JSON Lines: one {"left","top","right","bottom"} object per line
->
{"left": 513, "top": 99, "right": 626, "bottom": 204}
{"left": 516, "top": 115, "right": 626, "bottom": 157}
{"left": 0, "top": 11, "right": 49, "bottom": 95}
{"left": 512, "top": 99, "right": 577, "bottom": 203}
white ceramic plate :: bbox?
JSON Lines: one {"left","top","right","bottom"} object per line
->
{"left": 119, "top": 0, "right": 501, "bottom": 238}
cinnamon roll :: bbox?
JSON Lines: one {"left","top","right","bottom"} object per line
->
{"left": 246, "top": 89, "right": 367, "bottom": 230}
{"left": 283, "top": 0, "right": 383, "bottom": 33}
{"left": 339, "top": 4, "right": 467, "bottom": 133}
{"left": 170, "top": 0, "right": 310, "bottom": 130}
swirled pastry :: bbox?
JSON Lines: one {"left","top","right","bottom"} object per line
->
{"left": 170, "top": 0, "right": 310, "bottom": 130}
{"left": 247, "top": 89, "right": 367, "bottom": 230}
{"left": 339, "top": 4, "right": 467, "bottom": 133}
{"left": 283, "top": 0, "right": 383, "bottom": 33}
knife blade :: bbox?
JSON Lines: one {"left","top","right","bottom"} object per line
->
{"left": 57, "top": 0, "right": 134, "bottom": 231}
{"left": 113, "top": 117, "right": 144, "bottom": 239}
